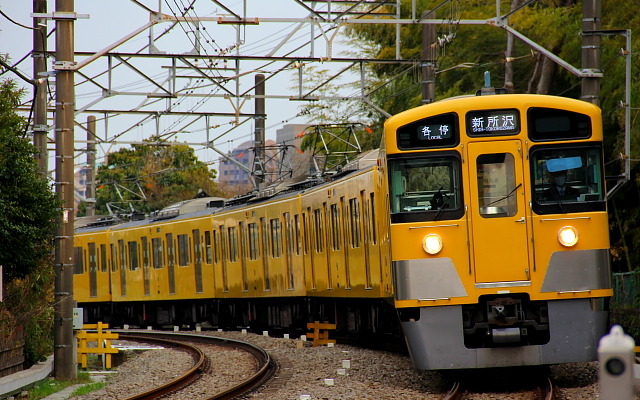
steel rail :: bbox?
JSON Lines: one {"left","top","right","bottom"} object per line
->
{"left": 441, "top": 380, "right": 462, "bottom": 400}
{"left": 119, "top": 334, "right": 206, "bottom": 400}
{"left": 117, "top": 331, "right": 276, "bottom": 400}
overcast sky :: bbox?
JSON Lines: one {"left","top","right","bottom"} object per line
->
{"left": 0, "top": 0, "right": 355, "bottom": 171}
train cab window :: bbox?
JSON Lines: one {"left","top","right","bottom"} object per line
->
{"left": 476, "top": 153, "right": 518, "bottom": 218}
{"left": 528, "top": 107, "right": 591, "bottom": 141}
{"left": 388, "top": 153, "right": 463, "bottom": 223}
{"left": 531, "top": 146, "right": 605, "bottom": 214}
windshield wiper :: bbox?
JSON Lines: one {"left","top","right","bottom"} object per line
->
{"left": 431, "top": 187, "right": 449, "bottom": 221}
{"left": 548, "top": 185, "right": 567, "bottom": 213}
{"left": 486, "top": 183, "right": 522, "bottom": 207}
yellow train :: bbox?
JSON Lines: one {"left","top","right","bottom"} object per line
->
{"left": 74, "top": 90, "right": 612, "bottom": 370}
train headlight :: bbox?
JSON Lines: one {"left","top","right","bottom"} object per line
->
{"left": 558, "top": 226, "right": 578, "bottom": 247}
{"left": 422, "top": 234, "right": 443, "bottom": 255}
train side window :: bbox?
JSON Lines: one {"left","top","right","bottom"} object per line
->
{"left": 330, "top": 204, "right": 340, "bottom": 250}
{"left": 349, "top": 198, "right": 361, "bottom": 248}
{"left": 128, "top": 241, "right": 139, "bottom": 270}
{"left": 302, "top": 211, "right": 309, "bottom": 255}
{"left": 284, "top": 212, "right": 295, "bottom": 290}
{"left": 369, "top": 192, "right": 377, "bottom": 245}
{"left": 260, "top": 218, "right": 271, "bottom": 290}
{"left": 152, "top": 237, "right": 164, "bottom": 269}
{"left": 248, "top": 222, "right": 259, "bottom": 260}
{"left": 228, "top": 227, "right": 238, "bottom": 263}
{"left": 204, "top": 231, "right": 212, "bottom": 264}
{"left": 476, "top": 153, "right": 518, "bottom": 218}
{"left": 118, "top": 240, "right": 126, "bottom": 272}
{"left": 294, "top": 214, "right": 302, "bottom": 255}
{"left": 110, "top": 243, "right": 117, "bottom": 272}
{"left": 74, "top": 246, "right": 84, "bottom": 274}
{"left": 270, "top": 218, "right": 282, "bottom": 258}
{"left": 141, "top": 237, "right": 149, "bottom": 269}
{"left": 100, "top": 244, "right": 107, "bottom": 272}
{"left": 166, "top": 234, "right": 174, "bottom": 266}
{"left": 313, "top": 209, "right": 324, "bottom": 253}
{"left": 177, "top": 234, "right": 189, "bottom": 266}
{"left": 141, "top": 237, "right": 150, "bottom": 296}
{"left": 212, "top": 230, "right": 220, "bottom": 264}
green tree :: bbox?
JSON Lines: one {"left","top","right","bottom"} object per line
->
{"left": 345, "top": 0, "right": 587, "bottom": 125}
{"left": 0, "top": 79, "right": 58, "bottom": 280}
{"left": 346, "top": 0, "right": 639, "bottom": 271}
{"left": 0, "top": 78, "right": 57, "bottom": 366}
{"left": 96, "top": 138, "right": 224, "bottom": 214}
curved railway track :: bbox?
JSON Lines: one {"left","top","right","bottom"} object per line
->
{"left": 117, "top": 331, "right": 278, "bottom": 400}
{"left": 442, "top": 376, "right": 556, "bottom": 400}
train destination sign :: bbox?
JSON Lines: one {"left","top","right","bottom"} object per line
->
{"left": 396, "top": 112, "right": 459, "bottom": 149}
{"left": 417, "top": 123, "right": 453, "bottom": 141}
{"left": 466, "top": 109, "right": 520, "bottom": 136}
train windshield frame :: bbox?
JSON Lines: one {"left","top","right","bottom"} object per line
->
{"left": 388, "top": 151, "right": 464, "bottom": 223}
{"left": 530, "top": 144, "right": 606, "bottom": 214}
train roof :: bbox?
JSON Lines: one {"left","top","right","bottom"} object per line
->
{"left": 385, "top": 93, "right": 601, "bottom": 129}
{"left": 220, "top": 148, "right": 381, "bottom": 211}
{"left": 75, "top": 149, "right": 380, "bottom": 232}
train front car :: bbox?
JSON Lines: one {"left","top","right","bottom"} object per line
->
{"left": 383, "top": 93, "right": 612, "bottom": 369}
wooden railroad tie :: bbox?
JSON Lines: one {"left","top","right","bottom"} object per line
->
{"left": 306, "top": 321, "right": 336, "bottom": 347}
{"left": 77, "top": 322, "right": 119, "bottom": 369}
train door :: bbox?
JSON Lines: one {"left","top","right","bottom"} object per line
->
{"left": 88, "top": 242, "right": 97, "bottom": 297}
{"left": 166, "top": 233, "right": 176, "bottom": 295}
{"left": 468, "top": 140, "right": 530, "bottom": 284}
{"left": 192, "top": 229, "right": 203, "bottom": 293}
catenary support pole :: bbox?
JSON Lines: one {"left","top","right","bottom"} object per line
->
{"left": 33, "top": 0, "right": 48, "bottom": 175}
{"left": 581, "top": 0, "right": 601, "bottom": 106}
{"left": 53, "top": 0, "right": 77, "bottom": 380}
{"left": 421, "top": 10, "right": 436, "bottom": 104}
{"left": 86, "top": 116, "right": 96, "bottom": 217}
{"left": 254, "top": 74, "right": 266, "bottom": 190}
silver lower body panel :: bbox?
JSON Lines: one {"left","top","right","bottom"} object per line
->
{"left": 400, "top": 298, "right": 608, "bottom": 369}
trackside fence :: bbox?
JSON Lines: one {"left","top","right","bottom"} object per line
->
{"left": 0, "top": 327, "right": 24, "bottom": 378}
{"left": 612, "top": 271, "right": 640, "bottom": 305}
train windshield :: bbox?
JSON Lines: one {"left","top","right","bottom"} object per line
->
{"left": 388, "top": 153, "right": 463, "bottom": 221}
{"left": 531, "top": 146, "right": 605, "bottom": 214}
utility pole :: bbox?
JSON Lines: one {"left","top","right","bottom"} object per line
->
{"left": 254, "top": 74, "right": 266, "bottom": 190}
{"left": 581, "top": 0, "right": 601, "bottom": 106}
{"left": 421, "top": 10, "right": 436, "bottom": 104}
{"left": 53, "top": 0, "right": 76, "bottom": 380}
{"left": 33, "top": 0, "right": 48, "bottom": 175}
{"left": 86, "top": 116, "right": 96, "bottom": 217}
